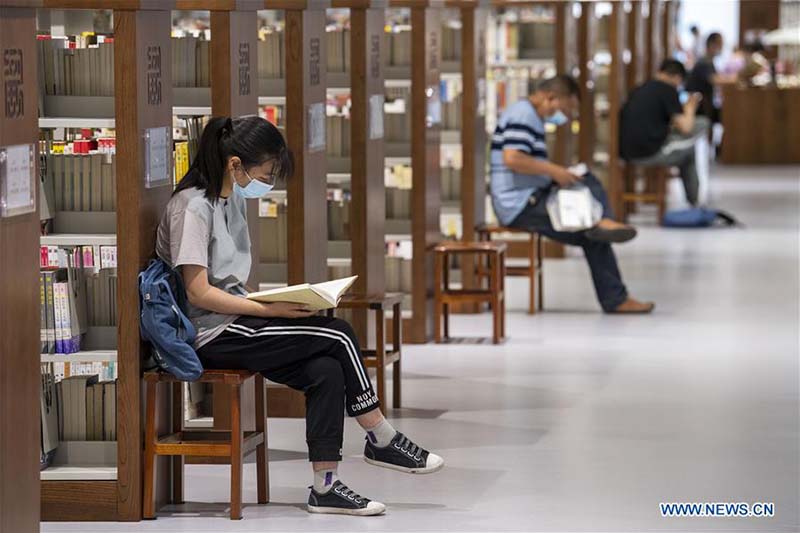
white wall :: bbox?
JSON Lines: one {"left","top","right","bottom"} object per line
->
{"left": 677, "top": 0, "right": 740, "bottom": 60}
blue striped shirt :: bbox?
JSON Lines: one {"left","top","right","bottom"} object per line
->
{"left": 489, "top": 99, "right": 552, "bottom": 226}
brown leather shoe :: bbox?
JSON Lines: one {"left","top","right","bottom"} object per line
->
{"left": 607, "top": 298, "right": 655, "bottom": 314}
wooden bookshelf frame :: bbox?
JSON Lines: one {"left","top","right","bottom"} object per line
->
{"left": 626, "top": 0, "right": 647, "bottom": 94}
{"left": 553, "top": 0, "right": 579, "bottom": 166}
{"left": 0, "top": 7, "right": 42, "bottom": 533}
{"left": 576, "top": 0, "right": 596, "bottom": 166}
{"left": 606, "top": 1, "right": 627, "bottom": 220}
{"left": 646, "top": 0, "right": 663, "bottom": 77}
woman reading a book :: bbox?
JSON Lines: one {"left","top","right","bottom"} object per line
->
{"left": 156, "top": 116, "right": 443, "bottom": 516}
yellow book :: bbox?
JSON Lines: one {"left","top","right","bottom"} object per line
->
{"left": 246, "top": 275, "right": 357, "bottom": 311}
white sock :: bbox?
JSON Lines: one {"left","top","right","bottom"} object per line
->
{"left": 365, "top": 418, "right": 397, "bottom": 448}
{"left": 313, "top": 467, "right": 338, "bottom": 494}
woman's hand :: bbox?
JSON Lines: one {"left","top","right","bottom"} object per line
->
{"left": 255, "top": 301, "right": 318, "bottom": 319}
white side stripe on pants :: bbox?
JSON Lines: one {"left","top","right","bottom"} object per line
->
{"left": 224, "top": 323, "right": 370, "bottom": 390}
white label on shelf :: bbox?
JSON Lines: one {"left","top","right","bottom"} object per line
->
{"left": 369, "top": 94, "right": 384, "bottom": 140}
{"left": 0, "top": 143, "right": 36, "bottom": 218}
{"left": 143, "top": 126, "right": 171, "bottom": 188}
{"left": 307, "top": 103, "right": 326, "bottom": 152}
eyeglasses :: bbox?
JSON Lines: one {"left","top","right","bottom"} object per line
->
{"left": 241, "top": 166, "right": 278, "bottom": 186}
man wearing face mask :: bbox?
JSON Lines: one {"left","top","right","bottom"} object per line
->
{"left": 490, "top": 75, "right": 654, "bottom": 314}
{"left": 620, "top": 59, "right": 709, "bottom": 206}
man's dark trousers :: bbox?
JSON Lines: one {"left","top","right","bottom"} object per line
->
{"left": 508, "top": 172, "right": 628, "bottom": 311}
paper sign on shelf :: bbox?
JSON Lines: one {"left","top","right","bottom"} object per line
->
{"left": 369, "top": 94, "right": 385, "bottom": 140}
{"left": 144, "top": 126, "right": 171, "bottom": 189}
{"left": 0, "top": 143, "right": 36, "bottom": 218}
{"left": 307, "top": 103, "right": 326, "bottom": 153}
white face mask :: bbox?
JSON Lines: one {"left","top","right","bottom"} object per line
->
{"left": 233, "top": 167, "right": 273, "bottom": 199}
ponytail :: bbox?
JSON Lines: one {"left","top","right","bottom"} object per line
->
{"left": 174, "top": 115, "right": 293, "bottom": 201}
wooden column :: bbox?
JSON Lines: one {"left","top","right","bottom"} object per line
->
{"left": 347, "top": 1, "right": 387, "bottom": 337}
{"left": 661, "top": 0, "right": 674, "bottom": 62}
{"left": 113, "top": 7, "right": 174, "bottom": 520}
{"left": 0, "top": 7, "right": 41, "bottom": 533}
{"left": 627, "top": 0, "right": 646, "bottom": 93}
{"left": 456, "top": 0, "right": 487, "bottom": 309}
{"left": 283, "top": 4, "right": 328, "bottom": 286}
{"left": 607, "top": 1, "right": 626, "bottom": 220}
{"left": 201, "top": 1, "right": 261, "bottom": 432}
{"left": 402, "top": 0, "right": 442, "bottom": 344}
{"left": 576, "top": 1, "right": 595, "bottom": 165}
{"left": 646, "top": 0, "right": 662, "bottom": 76}
{"left": 554, "top": 0, "right": 579, "bottom": 166}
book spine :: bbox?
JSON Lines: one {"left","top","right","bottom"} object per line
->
{"left": 40, "top": 273, "right": 47, "bottom": 353}
{"left": 53, "top": 282, "right": 64, "bottom": 354}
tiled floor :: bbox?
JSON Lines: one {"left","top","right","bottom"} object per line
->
{"left": 44, "top": 165, "right": 800, "bottom": 532}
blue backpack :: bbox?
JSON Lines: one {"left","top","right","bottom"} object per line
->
{"left": 139, "top": 259, "right": 204, "bottom": 381}
{"left": 662, "top": 207, "right": 740, "bottom": 228}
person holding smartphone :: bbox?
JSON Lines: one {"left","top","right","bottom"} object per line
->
{"left": 620, "top": 59, "right": 711, "bottom": 206}
{"left": 156, "top": 115, "right": 443, "bottom": 517}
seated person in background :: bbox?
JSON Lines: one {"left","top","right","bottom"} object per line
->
{"left": 490, "top": 75, "right": 654, "bottom": 314}
{"left": 620, "top": 59, "right": 709, "bottom": 206}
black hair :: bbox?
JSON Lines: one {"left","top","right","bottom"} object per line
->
{"left": 529, "top": 74, "right": 581, "bottom": 99}
{"left": 659, "top": 58, "right": 687, "bottom": 79}
{"left": 706, "top": 32, "right": 723, "bottom": 49}
{"left": 690, "top": 25, "right": 699, "bottom": 35}
{"left": 174, "top": 115, "right": 293, "bottom": 201}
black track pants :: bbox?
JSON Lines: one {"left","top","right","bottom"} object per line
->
{"left": 197, "top": 315, "right": 380, "bottom": 462}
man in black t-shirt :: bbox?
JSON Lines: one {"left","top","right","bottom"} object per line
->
{"left": 620, "top": 59, "right": 709, "bottom": 206}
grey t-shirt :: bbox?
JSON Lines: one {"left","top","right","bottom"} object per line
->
{"left": 156, "top": 186, "right": 251, "bottom": 349}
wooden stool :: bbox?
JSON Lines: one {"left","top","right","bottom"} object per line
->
{"left": 434, "top": 241, "right": 507, "bottom": 344}
{"left": 621, "top": 163, "right": 670, "bottom": 223}
{"left": 476, "top": 224, "right": 543, "bottom": 314}
{"left": 143, "top": 370, "right": 269, "bottom": 520}
{"left": 327, "top": 293, "right": 403, "bottom": 409}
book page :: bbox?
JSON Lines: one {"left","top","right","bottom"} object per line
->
{"left": 312, "top": 275, "right": 358, "bottom": 304}
{"left": 247, "top": 283, "right": 331, "bottom": 309}
{"left": 557, "top": 189, "right": 593, "bottom": 229}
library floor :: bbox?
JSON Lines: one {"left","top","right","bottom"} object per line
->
{"left": 44, "top": 164, "right": 799, "bottom": 532}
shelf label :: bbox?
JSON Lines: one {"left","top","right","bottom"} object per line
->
{"left": 3, "top": 48, "right": 24, "bottom": 119}
{"left": 307, "top": 103, "right": 325, "bottom": 152}
{"left": 143, "top": 126, "right": 171, "bottom": 189}
{"left": 146, "top": 46, "right": 162, "bottom": 106}
{"left": 238, "top": 42, "right": 251, "bottom": 96}
{"left": 0, "top": 143, "right": 36, "bottom": 218}
{"left": 309, "top": 37, "right": 321, "bottom": 87}
{"left": 370, "top": 34, "right": 381, "bottom": 80}
{"left": 369, "top": 94, "right": 384, "bottom": 140}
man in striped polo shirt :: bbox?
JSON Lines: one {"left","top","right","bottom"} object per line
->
{"left": 489, "top": 75, "right": 654, "bottom": 314}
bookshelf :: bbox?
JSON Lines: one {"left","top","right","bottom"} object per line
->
{"left": 0, "top": 6, "right": 42, "bottom": 532}
{"left": 31, "top": 3, "right": 178, "bottom": 522}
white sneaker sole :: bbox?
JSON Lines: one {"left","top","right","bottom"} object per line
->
{"left": 364, "top": 456, "right": 445, "bottom": 474}
{"left": 307, "top": 503, "right": 386, "bottom": 516}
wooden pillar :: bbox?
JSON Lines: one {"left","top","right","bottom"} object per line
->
{"left": 202, "top": 2, "right": 260, "bottom": 432}
{"left": 577, "top": 1, "right": 595, "bottom": 165}
{"left": 646, "top": 0, "right": 662, "bottom": 76}
{"left": 114, "top": 7, "right": 174, "bottom": 520}
{"left": 284, "top": 5, "right": 328, "bottom": 286}
{"left": 607, "top": 1, "right": 626, "bottom": 220}
{"left": 661, "top": 0, "right": 674, "bottom": 62}
{"left": 554, "top": 0, "right": 578, "bottom": 166}
{"left": 405, "top": 1, "right": 441, "bottom": 344}
{"left": 458, "top": 1, "right": 487, "bottom": 308}
{"left": 0, "top": 7, "right": 41, "bottom": 533}
{"left": 627, "top": 0, "right": 646, "bottom": 92}
{"left": 348, "top": 2, "right": 386, "bottom": 337}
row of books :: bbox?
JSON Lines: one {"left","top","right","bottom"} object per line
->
{"left": 57, "top": 375, "right": 117, "bottom": 442}
{"left": 385, "top": 256, "right": 413, "bottom": 294}
{"left": 174, "top": 141, "right": 190, "bottom": 185}
{"left": 172, "top": 37, "right": 211, "bottom": 88}
{"left": 328, "top": 190, "right": 351, "bottom": 241}
{"left": 386, "top": 186, "right": 412, "bottom": 220}
{"left": 37, "top": 35, "right": 114, "bottom": 97}
{"left": 49, "top": 362, "right": 117, "bottom": 383}
{"left": 487, "top": 9, "right": 555, "bottom": 64}
{"left": 40, "top": 269, "right": 83, "bottom": 354}
{"left": 385, "top": 110, "right": 411, "bottom": 143}
{"left": 441, "top": 93, "right": 463, "bottom": 131}
{"left": 46, "top": 153, "right": 116, "bottom": 213}
{"left": 442, "top": 25, "right": 462, "bottom": 62}
{"left": 441, "top": 166, "right": 462, "bottom": 202}
{"left": 327, "top": 30, "right": 351, "bottom": 74}
{"left": 41, "top": 244, "right": 118, "bottom": 270}
{"left": 259, "top": 199, "right": 289, "bottom": 263}
{"left": 385, "top": 28, "right": 412, "bottom": 67}
{"left": 326, "top": 115, "right": 352, "bottom": 158}
{"left": 259, "top": 32, "right": 285, "bottom": 79}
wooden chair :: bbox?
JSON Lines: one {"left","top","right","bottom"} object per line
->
{"left": 620, "top": 163, "right": 671, "bottom": 224}
{"left": 476, "top": 224, "right": 543, "bottom": 314}
{"left": 434, "top": 241, "right": 507, "bottom": 344}
{"left": 143, "top": 370, "right": 269, "bottom": 520}
{"left": 327, "top": 293, "right": 403, "bottom": 409}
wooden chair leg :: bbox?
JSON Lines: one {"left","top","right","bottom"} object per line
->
{"left": 501, "top": 251, "right": 507, "bottom": 340}
{"left": 657, "top": 169, "right": 667, "bottom": 224}
{"left": 171, "top": 382, "right": 184, "bottom": 505}
{"left": 392, "top": 303, "right": 401, "bottom": 408}
{"left": 143, "top": 380, "right": 157, "bottom": 519}
{"left": 528, "top": 234, "right": 536, "bottom": 315}
{"left": 229, "top": 383, "right": 243, "bottom": 520}
{"left": 434, "top": 251, "right": 443, "bottom": 343}
{"left": 443, "top": 303, "right": 450, "bottom": 340}
{"left": 490, "top": 253, "right": 500, "bottom": 344}
{"left": 254, "top": 375, "right": 269, "bottom": 505}
{"left": 375, "top": 308, "right": 386, "bottom": 409}
{"left": 537, "top": 235, "right": 544, "bottom": 311}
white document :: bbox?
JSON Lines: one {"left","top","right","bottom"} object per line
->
{"left": 307, "top": 102, "right": 326, "bottom": 152}
{"left": 144, "top": 126, "right": 170, "bottom": 188}
{"left": 0, "top": 143, "right": 36, "bottom": 217}
{"left": 369, "top": 94, "right": 384, "bottom": 140}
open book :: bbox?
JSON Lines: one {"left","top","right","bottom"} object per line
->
{"left": 246, "top": 275, "right": 358, "bottom": 311}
